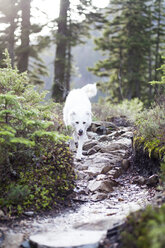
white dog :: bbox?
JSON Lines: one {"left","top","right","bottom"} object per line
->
{"left": 63, "top": 83, "right": 97, "bottom": 160}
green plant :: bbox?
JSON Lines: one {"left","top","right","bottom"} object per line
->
{"left": 93, "top": 98, "right": 143, "bottom": 122}
{"left": 0, "top": 50, "right": 75, "bottom": 215}
{"left": 121, "top": 204, "right": 165, "bottom": 248}
{"left": 134, "top": 101, "right": 165, "bottom": 159}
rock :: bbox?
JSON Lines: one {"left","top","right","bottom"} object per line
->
{"left": 121, "top": 131, "right": 133, "bottom": 139}
{"left": 29, "top": 230, "right": 106, "bottom": 248}
{"left": 21, "top": 240, "right": 31, "bottom": 248}
{"left": 86, "top": 144, "right": 101, "bottom": 155}
{"left": 2, "top": 232, "right": 24, "bottom": 248}
{"left": 91, "top": 193, "right": 107, "bottom": 202}
{"left": 114, "top": 137, "right": 132, "bottom": 148}
{"left": 108, "top": 167, "right": 123, "bottom": 178}
{"left": 133, "top": 176, "right": 146, "bottom": 185}
{"left": 87, "top": 147, "right": 98, "bottom": 155}
{"left": 88, "top": 179, "right": 117, "bottom": 192}
{"left": 85, "top": 163, "right": 113, "bottom": 177}
{"left": 89, "top": 121, "right": 118, "bottom": 134}
{"left": 100, "top": 142, "right": 129, "bottom": 153}
{"left": 146, "top": 174, "right": 159, "bottom": 186}
{"left": 0, "top": 210, "right": 5, "bottom": 217}
{"left": 87, "top": 131, "right": 98, "bottom": 139}
{"left": 24, "top": 211, "right": 34, "bottom": 217}
{"left": 75, "top": 170, "right": 89, "bottom": 180}
{"left": 121, "top": 159, "right": 130, "bottom": 171}
{"left": 83, "top": 140, "right": 98, "bottom": 151}
{"left": 96, "top": 126, "right": 107, "bottom": 135}
{"left": 98, "top": 135, "right": 112, "bottom": 142}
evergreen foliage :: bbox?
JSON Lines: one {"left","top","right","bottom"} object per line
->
{"left": 0, "top": 51, "right": 75, "bottom": 215}
{"left": 52, "top": 0, "right": 101, "bottom": 101}
{"left": 0, "top": 0, "right": 49, "bottom": 84}
{"left": 134, "top": 61, "right": 165, "bottom": 159}
{"left": 90, "top": 0, "right": 165, "bottom": 103}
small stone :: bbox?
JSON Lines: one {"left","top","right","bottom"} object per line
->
{"left": 88, "top": 179, "right": 117, "bottom": 192}
{"left": 86, "top": 163, "right": 113, "bottom": 177}
{"left": 21, "top": 240, "right": 31, "bottom": 248}
{"left": 93, "top": 145, "right": 101, "bottom": 152}
{"left": 0, "top": 210, "right": 5, "bottom": 217}
{"left": 121, "top": 159, "right": 130, "bottom": 171}
{"left": 87, "top": 148, "right": 97, "bottom": 155}
{"left": 98, "top": 135, "right": 111, "bottom": 142}
{"left": 24, "top": 211, "right": 34, "bottom": 217}
{"left": 91, "top": 193, "right": 107, "bottom": 202}
{"left": 108, "top": 168, "right": 123, "bottom": 178}
{"left": 87, "top": 131, "right": 98, "bottom": 139}
{"left": 96, "top": 126, "right": 107, "bottom": 135}
{"left": 100, "top": 164, "right": 113, "bottom": 174}
{"left": 133, "top": 176, "right": 146, "bottom": 185}
{"left": 146, "top": 174, "right": 159, "bottom": 186}
{"left": 83, "top": 140, "right": 98, "bottom": 151}
{"left": 121, "top": 131, "right": 133, "bottom": 138}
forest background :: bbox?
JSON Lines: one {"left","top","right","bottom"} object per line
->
{"left": 1, "top": 0, "right": 165, "bottom": 104}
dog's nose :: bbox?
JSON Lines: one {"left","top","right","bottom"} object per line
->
{"left": 78, "top": 129, "right": 83, "bottom": 136}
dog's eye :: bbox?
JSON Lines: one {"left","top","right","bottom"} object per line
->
{"left": 75, "top": 121, "right": 79, "bottom": 124}
{"left": 83, "top": 122, "right": 86, "bottom": 124}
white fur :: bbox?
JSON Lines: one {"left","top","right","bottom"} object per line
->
{"left": 63, "top": 83, "right": 97, "bottom": 160}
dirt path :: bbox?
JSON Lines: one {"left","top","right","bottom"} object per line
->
{"left": 0, "top": 121, "right": 158, "bottom": 248}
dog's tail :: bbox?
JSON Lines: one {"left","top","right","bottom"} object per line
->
{"left": 81, "top": 83, "right": 97, "bottom": 98}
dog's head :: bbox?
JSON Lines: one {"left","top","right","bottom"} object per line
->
{"left": 70, "top": 110, "right": 92, "bottom": 136}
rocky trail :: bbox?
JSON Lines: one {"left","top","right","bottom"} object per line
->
{"left": 0, "top": 120, "right": 159, "bottom": 248}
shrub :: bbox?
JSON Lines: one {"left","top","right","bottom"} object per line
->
{"left": 121, "top": 204, "right": 165, "bottom": 248}
{"left": 93, "top": 98, "right": 143, "bottom": 122}
{"left": 0, "top": 50, "right": 75, "bottom": 215}
{"left": 134, "top": 102, "right": 165, "bottom": 158}
{"left": 133, "top": 61, "right": 165, "bottom": 160}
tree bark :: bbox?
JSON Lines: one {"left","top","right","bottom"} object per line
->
{"left": 52, "top": 0, "right": 70, "bottom": 102}
{"left": 8, "top": 0, "right": 17, "bottom": 68}
{"left": 17, "top": 0, "right": 31, "bottom": 73}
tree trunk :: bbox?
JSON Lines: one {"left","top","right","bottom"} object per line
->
{"left": 52, "top": 0, "right": 70, "bottom": 102}
{"left": 154, "top": 0, "right": 161, "bottom": 96}
{"left": 17, "top": 0, "right": 31, "bottom": 73}
{"left": 154, "top": 0, "right": 161, "bottom": 81}
{"left": 8, "top": 0, "right": 17, "bottom": 68}
{"left": 65, "top": 15, "right": 72, "bottom": 95}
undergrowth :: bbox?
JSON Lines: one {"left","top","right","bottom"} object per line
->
{"left": 0, "top": 50, "right": 75, "bottom": 215}
{"left": 121, "top": 204, "right": 165, "bottom": 248}
{"left": 93, "top": 98, "right": 143, "bottom": 122}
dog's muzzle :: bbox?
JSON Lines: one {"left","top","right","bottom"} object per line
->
{"left": 78, "top": 129, "right": 83, "bottom": 136}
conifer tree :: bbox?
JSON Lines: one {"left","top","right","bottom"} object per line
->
{"left": 52, "top": 0, "right": 97, "bottom": 102}
{"left": 0, "top": 0, "right": 20, "bottom": 67}
{"left": 90, "top": 0, "right": 164, "bottom": 103}
{"left": 52, "top": 0, "right": 70, "bottom": 102}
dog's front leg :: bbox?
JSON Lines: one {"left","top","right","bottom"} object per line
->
{"left": 76, "top": 135, "right": 84, "bottom": 160}
{"left": 70, "top": 138, "right": 76, "bottom": 151}
{"left": 69, "top": 131, "right": 77, "bottom": 151}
